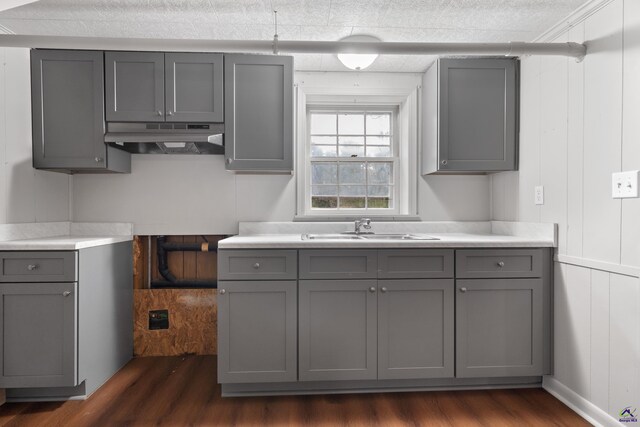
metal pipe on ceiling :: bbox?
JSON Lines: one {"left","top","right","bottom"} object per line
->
{"left": 0, "top": 34, "right": 587, "bottom": 61}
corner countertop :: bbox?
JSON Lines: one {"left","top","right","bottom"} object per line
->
{"left": 217, "top": 221, "right": 557, "bottom": 249}
{"left": 0, "top": 222, "right": 133, "bottom": 250}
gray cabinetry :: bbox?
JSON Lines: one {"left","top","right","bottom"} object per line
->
{"left": 378, "top": 279, "right": 454, "bottom": 380}
{"left": 31, "top": 49, "right": 130, "bottom": 173}
{"left": 217, "top": 280, "right": 297, "bottom": 384}
{"left": 298, "top": 279, "right": 377, "bottom": 381}
{"left": 224, "top": 54, "right": 293, "bottom": 171}
{"left": 105, "top": 51, "right": 165, "bottom": 122}
{"left": 456, "top": 278, "right": 544, "bottom": 378}
{"left": 0, "top": 282, "right": 77, "bottom": 388}
{"left": 422, "top": 58, "right": 518, "bottom": 174}
{"left": 165, "top": 53, "right": 223, "bottom": 123}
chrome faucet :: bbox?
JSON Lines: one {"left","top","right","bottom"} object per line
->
{"left": 354, "top": 218, "right": 372, "bottom": 234}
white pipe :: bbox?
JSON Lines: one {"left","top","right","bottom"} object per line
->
{"left": 0, "top": 34, "right": 587, "bottom": 61}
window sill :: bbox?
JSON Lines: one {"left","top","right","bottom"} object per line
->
{"left": 293, "top": 215, "right": 421, "bottom": 222}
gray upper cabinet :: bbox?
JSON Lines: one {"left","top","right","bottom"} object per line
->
{"left": 217, "top": 280, "right": 297, "bottom": 384}
{"left": 422, "top": 58, "right": 518, "bottom": 174}
{"left": 0, "top": 282, "right": 78, "bottom": 388}
{"left": 298, "top": 279, "right": 377, "bottom": 381}
{"left": 31, "top": 49, "right": 130, "bottom": 173}
{"left": 455, "top": 278, "right": 543, "bottom": 378}
{"left": 105, "top": 51, "right": 165, "bottom": 122}
{"left": 224, "top": 54, "right": 293, "bottom": 172}
{"left": 165, "top": 53, "right": 224, "bottom": 123}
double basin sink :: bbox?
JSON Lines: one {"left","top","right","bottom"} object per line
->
{"left": 301, "top": 233, "right": 439, "bottom": 241}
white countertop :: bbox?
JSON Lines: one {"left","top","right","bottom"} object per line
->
{"left": 218, "top": 221, "right": 557, "bottom": 249}
{"left": 0, "top": 222, "right": 133, "bottom": 250}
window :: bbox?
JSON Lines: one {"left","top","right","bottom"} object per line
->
{"left": 307, "top": 108, "right": 398, "bottom": 213}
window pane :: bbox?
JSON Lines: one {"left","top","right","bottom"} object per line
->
{"left": 368, "top": 186, "right": 392, "bottom": 208}
{"left": 338, "top": 146, "right": 365, "bottom": 157}
{"left": 366, "top": 113, "right": 391, "bottom": 135}
{"left": 310, "top": 114, "right": 336, "bottom": 134}
{"left": 340, "top": 185, "right": 366, "bottom": 196}
{"left": 367, "top": 136, "right": 391, "bottom": 145}
{"left": 366, "top": 146, "right": 391, "bottom": 157}
{"left": 312, "top": 162, "right": 337, "bottom": 184}
{"left": 339, "top": 163, "right": 366, "bottom": 184}
{"left": 311, "top": 145, "right": 337, "bottom": 157}
{"left": 312, "top": 185, "right": 337, "bottom": 196}
{"left": 312, "top": 197, "right": 337, "bottom": 209}
{"left": 338, "top": 136, "right": 364, "bottom": 146}
{"left": 340, "top": 185, "right": 366, "bottom": 209}
{"left": 367, "top": 185, "right": 391, "bottom": 196}
{"left": 368, "top": 162, "right": 393, "bottom": 184}
{"left": 311, "top": 136, "right": 336, "bottom": 145}
{"left": 338, "top": 113, "right": 364, "bottom": 134}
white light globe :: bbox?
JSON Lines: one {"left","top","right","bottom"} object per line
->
{"left": 336, "top": 35, "right": 381, "bottom": 71}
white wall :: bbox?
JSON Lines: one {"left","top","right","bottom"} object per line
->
{"left": 73, "top": 71, "right": 491, "bottom": 235}
{"left": 0, "top": 47, "right": 70, "bottom": 224}
{"left": 491, "top": 0, "right": 640, "bottom": 422}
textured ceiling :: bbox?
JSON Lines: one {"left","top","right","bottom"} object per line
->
{"left": 0, "top": 0, "right": 588, "bottom": 72}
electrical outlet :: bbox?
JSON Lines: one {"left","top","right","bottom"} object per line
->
{"left": 612, "top": 170, "right": 639, "bottom": 199}
{"left": 149, "top": 309, "right": 169, "bottom": 330}
{"left": 535, "top": 186, "right": 544, "bottom": 205}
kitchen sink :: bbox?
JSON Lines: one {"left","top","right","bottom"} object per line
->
{"left": 301, "top": 233, "right": 439, "bottom": 241}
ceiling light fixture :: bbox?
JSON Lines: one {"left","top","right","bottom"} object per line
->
{"left": 337, "top": 35, "right": 381, "bottom": 71}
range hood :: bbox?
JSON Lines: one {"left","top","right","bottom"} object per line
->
{"left": 105, "top": 122, "right": 224, "bottom": 154}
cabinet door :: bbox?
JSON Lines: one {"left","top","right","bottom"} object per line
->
{"left": 378, "top": 279, "right": 454, "bottom": 379}
{"left": 31, "top": 50, "right": 107, "bottom": 170}
{"left": 0, "top": 282, "right": 77, "bottom": 388}
{"left": 299, "top": 280, "right": 377, "bottom": 381}
{"left": 456, "top": 278, "right": 543, "bottom": 378}
{"left": 224, "top": 54, "right": 293, "bottom": 171}
{"left": 217, "top": 281, "right": 297, "bottom": 383}
{"left": 165, "top": 53, "right": 223, "bottom": 123}
{"left": 439, "top": 58, "right": 517, "bottom": 172}
{"left": 105, "top": 51, "right": 165, "bottom": 122}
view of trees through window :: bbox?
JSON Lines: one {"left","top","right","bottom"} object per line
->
{"left": 309, "top": 111, "right": 395, "bottom": 210}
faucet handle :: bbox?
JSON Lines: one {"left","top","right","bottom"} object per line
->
{"left": 361, "top": 218, "right": 372, "bottom": 229}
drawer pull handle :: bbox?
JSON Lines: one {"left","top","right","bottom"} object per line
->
{"left": 62, "top": 291, "right": 71, "bottom": 297}
{"left": 219, "top": 289, "right": 226, "bottom": 295}
{"left": 253, "top": 263, "right": 261, "bottom": 269}
{"left": 460, "top": 287, "right": 467, "bottom": 293}
{"left": 369, "top": 287, "right": 376, "bottom": 293}
{"left": 497, "top": 261, "right": 505, "bottom": 268}
{"left": 381, "top": 287, "right": 388, "bottom": 293}
{"left": 27, "top": 264, "right": 38, "bottom": 271}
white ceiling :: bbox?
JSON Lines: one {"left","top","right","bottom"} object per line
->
{"left": 0, "top": 0, "right": 587, "bottom": 72}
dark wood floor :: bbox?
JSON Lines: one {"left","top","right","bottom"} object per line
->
{"left": 0, "top": 356, "right": 590, "bottom": 427}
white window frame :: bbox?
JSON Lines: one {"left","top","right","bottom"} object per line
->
{"left": 296, "top": 86, "right": 420, "bottom": 220}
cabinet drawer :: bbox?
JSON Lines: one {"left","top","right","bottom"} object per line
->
{"left": 0, "top": 252, "right": 77, "bottom": 283}
{"left": 299, "top": 250, "right": 377, "bottom": 279}
{"left": 456, "top": 249, "right": 543, "bottom": 278}
{"left": 378, "top": 249, "right": 454, "bottom": 279}
{"left": 218, "top": 250, "right": 297, "bottom": 281}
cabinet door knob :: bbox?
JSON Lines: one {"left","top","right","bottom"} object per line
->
{"left": 226, "top": 158, "right": 233, "bottom": 164}
{"left": 27, "top": 264, "right": 38, "bottom": 271}
{"left": 497, "top": 261, "right": 505, "bottom": 268}
{"left": 381, "top": 287, "right": 388, "bottom": 293}
{"left": 253, "top": 263, "right": 260, "bottom": 269}
{"left": 460, "top": 287, "right": 467, "bottom": 293}
{"left": 369, "top": 287, "right": 376, "bottom": 293}
{"left": 156, "top": 110, "right": 163, "bottom": 116}
{"left": 95, "top": 157, "right": 103, "bottom": 163}
{"left": 441, "top": 160, "right": 448, "bottom": 165}
{"left": 219, "top": 289, "right": 226, "bottom": 295}
{"left": 167, "top": 111, "right": 174, "bottom": 116}
{"left": 62, "top": 291, "right": 71, "bottom": 297}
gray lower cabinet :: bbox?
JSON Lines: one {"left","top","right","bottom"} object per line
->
{"left": 224, "top": 54, "right": 294, "bottom": 171}
{"left": 31, "top": 49, "right": 130, "bottom": 173}
{"left": 0, "top": 282, "right": 77, "bottom": 388}
{"left": 105, "top": 51, "right": 165, "bottom": 122}
{"left": 378, "top": 279, "right": 454, "bottom": 380}
{"left": 298, "top": 279, "right": 377, "bottom": 381}
{"left": 455, "top": 278, "right": 543, "bottom": 378}
{"left": 217, "top": 280, "right": 297, "bottom": 384}
{"left": 422, "top": 58, "right": 518, "bottom": 174}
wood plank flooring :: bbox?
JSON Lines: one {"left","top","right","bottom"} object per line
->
{"left": 0, "top": 356, "right": 590, "bottom": 427}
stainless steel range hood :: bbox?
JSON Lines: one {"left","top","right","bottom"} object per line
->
{"left": 105, "top": 122, "right": 224, "bottom": 154}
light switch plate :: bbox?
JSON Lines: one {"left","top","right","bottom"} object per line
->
{"left": 535, "top": 186, "right": 544, "bottom": 205}
{"left": 612, "top": 170, "right": 639, "bottom": 198}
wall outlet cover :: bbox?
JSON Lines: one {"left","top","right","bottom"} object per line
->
{"left": 612, "top": 170, "right": 639, "bottom": 199}
{"left": 535, "top": 185, "right": 544, "bottom": 205}
{"left": 149, "top": 309, "right": 169, "bottom": 330}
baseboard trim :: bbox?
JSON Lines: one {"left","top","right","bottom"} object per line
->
{"left": 542, "top": 376, "right": 620, "bottom": 427}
